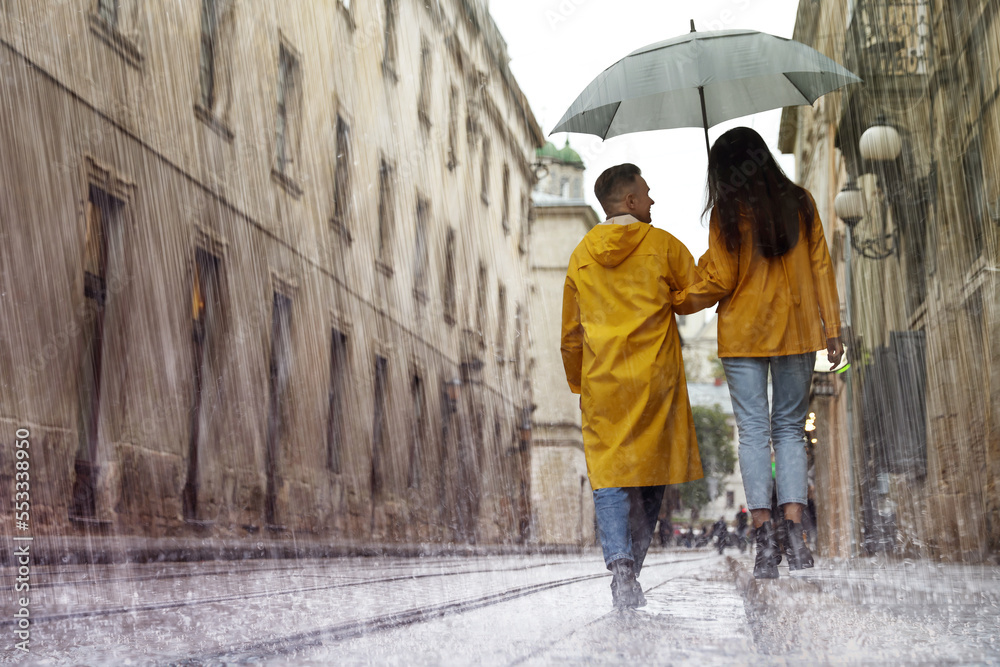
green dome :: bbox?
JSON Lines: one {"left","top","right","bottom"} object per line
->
{"left": 536, "top": 139, "right": 584, "bottom": 165}
{"left": 557, "top": 139, "right": 583, "bottom": 164}
{"left": 536, "top": 141, "right": 560, "bottom": 159}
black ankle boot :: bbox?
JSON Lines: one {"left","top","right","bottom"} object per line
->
{"left": 784, "top": 519, "right": 814, "bottom": 571}
{"left": 609, "top": 559, "right": 646, "bottom": 609}
{"left": 753, "top": 521, "right": 780, "bottom": 579}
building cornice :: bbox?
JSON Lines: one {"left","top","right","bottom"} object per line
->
{"left": 533, "top": 203, "right": 601, "bottom": 230}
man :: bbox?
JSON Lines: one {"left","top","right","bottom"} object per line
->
{"left": 561, "top": 163, "right": 704, "bottom": 610}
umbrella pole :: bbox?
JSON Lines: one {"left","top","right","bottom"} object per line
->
{"left": 698, "top": 86, "right": 711, "bottom": 159}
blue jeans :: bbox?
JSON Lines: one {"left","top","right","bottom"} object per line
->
{"left": 593, "top": 486, "right": 665, "bottom": 575}
{"left": 722, "top": 353, "right": 815, "bottom": 511}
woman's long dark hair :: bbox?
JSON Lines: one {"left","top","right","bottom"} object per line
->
{"left": 705, "top": 127, "right": 813, "bottom": 257}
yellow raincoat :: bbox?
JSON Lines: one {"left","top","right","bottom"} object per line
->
{"left": 561, "top": 221, "right": 704, "bottom": 490}
{"left": 672, "top": 192, "right": 841, "bottom": 356}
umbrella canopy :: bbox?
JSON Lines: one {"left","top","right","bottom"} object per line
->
{"left": 552, "top": 25, "right": 861, "bottom": 154}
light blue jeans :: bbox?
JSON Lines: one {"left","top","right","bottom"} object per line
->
{"left": 722, "top": 353, "right": 815, "bottom": 511}
{"left": 593, "top": 486, "right": 664, "bottom": 575}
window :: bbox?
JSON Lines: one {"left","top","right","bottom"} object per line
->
{"left": 517, "top": 193, "right": 529, "bottom": 255}
{"left": 966, "top": 290, "right": 987, "bottom": 360}
{"left": 726, "top": 491, "right": 735, "bottom": 509}
{"left": 265, "top": 292, "right": 293, "bottom": 526}
{"left": 513, "top": 304, "right": 523, "bottom": 379}
{"left": 193, "top": 0, "right": 233, "bottom": 139}
{"left": 417, "top": 38, "right": 432, "bottom": 128}
{"left": 184, "top": 249, "right": 222, "bottom": 520}
{"left": 447, "top": 86, "right": 459, "bottom": 169}
{"left": 480, "top": 137, "right": 491, "bottom": 204}
{"left": 954, "top": 0, "right": 972, "bottom": 22}
{"left": 466, "top": 101, "right": 479, "bottom": 149}
{"left": 443, "top": 228, "right": 456, "bottom": 324}
{"left": 377, "top": 159, "right": 395, "bottom": 268}
{"left": 199, "top": 0, "right": 219, "bottom": 110}
{"left": 89, "top": 0, "right": 142, "bottom": 68}
{"left": 414, "top": 196, "right": 430, "bottom": 296}
{"left": 371, "top": 355, "right": 390, "bottom": 499}
{"left": 332, "top": 114, "right": 352, "bottom": 232}
{"left": 475, "top": 262, "right": 487, "bottom": 349}
{"left": 501, "top": 165, "right": 510, "bottom": 234}
{"left": 381, "top": 0, "right": 399, "bottom": 79}
{"left": 496, "top": 283, "right": 507, "bottom": 360}
{"left": 72, "top": 186, "right": 122, "bottom": 519}
{"left": 275, "top": 45, "right": 300, "bottom": 176}
{"left": 327, "top": 329, "right": 348, "bottom": 473}
{"left": 408, "top": 373, "right": 426, "bottom": 488}
{"left": 97, "top": 0, "right": 118, "bottom": 25}
{"left": 962, "top": 134, "right": 987, "bottom": 262}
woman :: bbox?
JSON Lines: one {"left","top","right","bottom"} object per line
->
{"left": 674, "top": 127, "right": 844, "bottom": 579}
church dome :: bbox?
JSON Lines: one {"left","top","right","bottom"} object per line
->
{"left": 536, "top": 141, "right": 561, "bottom": 160}
{"left": 557, "top": 139, "right": 583, "bottom": 165}
{"left": 536, "top": 139, "right": 584, "bottom": 166}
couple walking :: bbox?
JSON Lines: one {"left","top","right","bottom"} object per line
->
{"left": 560, "top": 127, "right": 844, "bottom": 609}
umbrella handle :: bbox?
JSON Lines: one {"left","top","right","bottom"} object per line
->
{"left": 698, "top": 86, "right": 711, "bottom": 158}
{"left": 692, "top": 20, "right": 710, "bottom": 158}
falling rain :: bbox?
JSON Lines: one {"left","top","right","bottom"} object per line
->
{"left": 0, "top": 0, "right": 998, "bottom": 664}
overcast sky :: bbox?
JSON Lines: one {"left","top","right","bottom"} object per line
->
{"left": 490, "top": 0, "right": 801, "bottom": 257}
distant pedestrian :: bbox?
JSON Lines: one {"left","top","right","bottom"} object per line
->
{"left": 735, "top": 505, "right": 749, "bottom": 551}
{"left": 712, "top": 516, "right": 728, "bottom": 553}
{"left": 735, "top": 505, "right": 748, "bottom": 533}
{"left": 561, "top": 163, "right": 704, "bottom": 609}
{"left": 673, "top": 127, "right": 843, "bottom": 579}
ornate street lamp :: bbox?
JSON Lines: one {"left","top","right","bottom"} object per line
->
{"left": 859, "top": 119, "right": 902, "bottom": 162}
{"left": 835, "top": 116, "right": 903, "bottom": 260}
{"left": 835, "top": 177, "right": 896, "bottom": 260}
{"left": 834, "top": 179, "right": 865, "bottom": 227}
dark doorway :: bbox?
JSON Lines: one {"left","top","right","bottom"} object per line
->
{"left": 71, "top": 186, "right": 122, "bottom": 519}
{"left": 408, "top": 373, "right": 426, "bottom": 489}
{"left": 327, "top": 329, "right": 348, "bottom": 473}
{"left": 265, "top": 292, "right": 292, "bottom": 527}
{"left": 184, "top": 249, "right": 221, "bottom": 521}
{"left": 370, "top": 355, "right": 389, "bottom": 502}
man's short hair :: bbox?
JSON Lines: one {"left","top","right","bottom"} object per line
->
{"left": 594, "top": 163, "right": 642, "bottom": 209}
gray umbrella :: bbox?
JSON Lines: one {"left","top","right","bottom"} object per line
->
{"left": 552, "top": 22, "right": 862, "bottom": 156}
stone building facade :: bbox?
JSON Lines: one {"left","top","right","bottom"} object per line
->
{"left": 527, "top": 140, "right": 599, "bottom": 545}
{"left": 0, "top": 0, "right": 543, "bottom": 546}
{"left": 780, "top": 0, "right": 999, "bottom": 560}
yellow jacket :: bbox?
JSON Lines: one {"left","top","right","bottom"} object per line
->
{"left": 561, "top": 221, "right": 704, "bottom": 489}
{"left": 673, "top": 193, "right": 841, "bottom": 357}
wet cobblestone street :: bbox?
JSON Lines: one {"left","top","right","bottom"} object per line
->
{"left": 2, "top": 548, "right": 998, "bottom": 665}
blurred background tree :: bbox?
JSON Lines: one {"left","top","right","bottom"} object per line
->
{"left": 678, "top": 404, "right": 736, "bottom": 516}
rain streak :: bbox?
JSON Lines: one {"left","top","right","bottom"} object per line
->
{"left": 0, "top": 1, "right": 998, "bottom": 665}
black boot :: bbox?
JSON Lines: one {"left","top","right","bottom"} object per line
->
{"left": 753, "top": 521, "right": 780, "bottom": 579}
{"left": 784, "top": 519, "right": 814, "bottom": 571}
{"left": 609, "top": 559, "right": 646, "bottom": 609}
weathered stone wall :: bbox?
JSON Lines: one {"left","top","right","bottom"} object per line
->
{"left": 527, "top": 201, "right": 599, "bottom": 546}
{"left": 783, "top": 0, "right": 999, "bottom": 561}
{"left": 0, "top": 0, "right": 542, "bottom": 546}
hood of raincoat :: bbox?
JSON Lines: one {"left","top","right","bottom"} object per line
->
{"left": 584, "top": 222, "right": 652, "bottom": 267}
{"left": 561, "top": 223, "right": 704, "bottom": 489}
